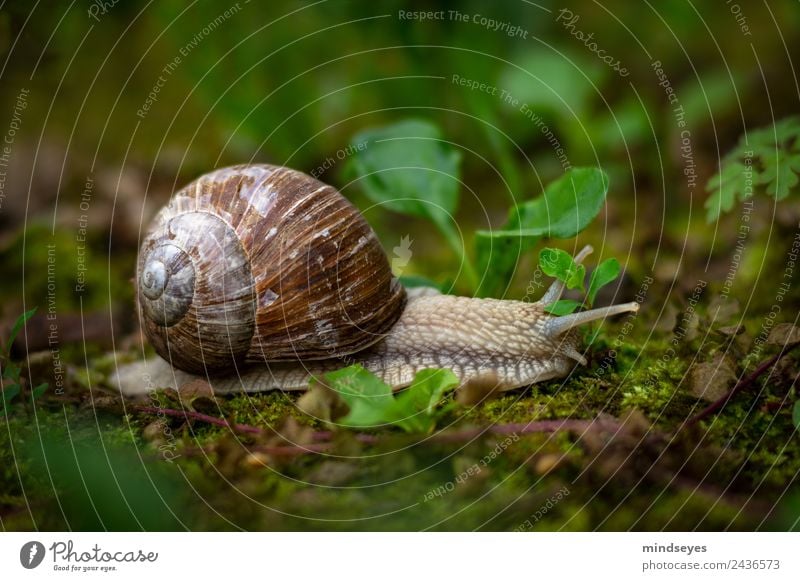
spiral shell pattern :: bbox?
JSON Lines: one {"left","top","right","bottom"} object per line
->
{"left": 137, "top": 164, "right": 406, "bottom": 374}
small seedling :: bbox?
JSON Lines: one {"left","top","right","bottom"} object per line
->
{"left": 538, "top": 248, "right": 621, "bottom": 315}
{"left": 1, "top": 307, "right": 47, "bottom": 409}
{"left": 348, "top": 119, "right": 611, "bottom": 297}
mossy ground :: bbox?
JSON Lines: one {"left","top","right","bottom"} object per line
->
{"left": 3, "top": 290, "right": 798, "bottom": 531}
{"left": 2, "top": 202, "right": 799, "bottom": 531}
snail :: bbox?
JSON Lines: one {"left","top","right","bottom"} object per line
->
{"left": 127, "top": 164, "right": 639, "bottom": 395}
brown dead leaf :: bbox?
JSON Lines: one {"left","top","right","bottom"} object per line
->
{"left": 177, "top": 379, "right": 216, "bottom": 411}
{"left": 716, "top": 324, "right": 744, "bottom": 337}
{"left": 178, "top": 379, "right": 214, "bottom": 399}
{"left": 766, "top": 323, "right": 800, "bottom": 347}
{"left": 689, "top": 353, "right": 737, "bottom": 402}
{"left": 297, "top": 378, "right": 348, "bottom": 422}
{"left": 533, "top": 453, "right": 566, "bottom": 476}
{"left": 708, "top": 297, "right": 740, "bottom": 324}
{"left": 142, "top": 419, "right": 169, "bottom": 443}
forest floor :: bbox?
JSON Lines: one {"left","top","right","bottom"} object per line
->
{"left": 2, "top": 284, "right": 799, "bottom": 531}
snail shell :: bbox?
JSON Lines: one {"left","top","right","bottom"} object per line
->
{"left": 137, "top": 164, "right": 406, "bottom": 374}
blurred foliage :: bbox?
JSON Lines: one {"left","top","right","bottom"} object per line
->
{"left": 1, "top": 308, "right": 47, "bottom": 409}
{"left": 2, "top": 408, "right": 189, "bottom": 530}
{"left": 0, "top": 0, "right": 798, "bottom": 308}
{"left": 705, "top": 116, "right": 800, "bottom": 221}
{"left": 2, "top": 0, "right": 800, "bottom": 532}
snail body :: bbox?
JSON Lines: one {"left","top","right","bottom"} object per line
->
{"left": 133, "top": 164, "right": 638, "bottom": 394}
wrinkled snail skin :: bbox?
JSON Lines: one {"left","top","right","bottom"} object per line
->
{"left": 131, "top": 164, "right": 639, "bottom": 395}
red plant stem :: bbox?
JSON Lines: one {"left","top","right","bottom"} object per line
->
{"left": 684, "top": 342, "right": 800, "bottom": 429}
{"left": 132, "top": 405, "right": 264, "bottom": 435}
{"left": 133, "top": 404, "right": 620, "bottom": 457}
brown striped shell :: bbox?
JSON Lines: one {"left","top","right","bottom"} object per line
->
{"left": 136, "top": 164, "right": 407, "bottom": 374}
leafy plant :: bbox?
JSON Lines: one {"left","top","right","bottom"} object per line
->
{"left": 349, "top": 120, "right": 611, "bottom": 296}
{"left": 1, "top": 308, "right": 47, "bottom": 409}
{"left": 538, "top": 248, "right": 621, "bottom": 315}
{"left": 705, "top": 116, "right": 800, "bottom": 221}
{"left": 475, "top": 167, "right": 609, "bottom": 297}
{"left": 349, "top": 119, "right": 476, "bottom": 286}
{"left": 321, "top": 365, "right": 458, "bottom": 434}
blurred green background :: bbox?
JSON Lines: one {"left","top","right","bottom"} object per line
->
{"left": 2, "top": 0, "right": 800, "bottom": 531}
{"left": 1, "top": 0, "right": 799, "bottom": 312}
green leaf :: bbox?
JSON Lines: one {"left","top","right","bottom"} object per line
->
{"left": 350, "top": 119, "right": 476, "bottom": 287}
{"left": 759, "top": 150, "right": 800, "bottom": 200}
{"left": 499, "top": 49, "right": 606, "bottom": 120}
{"left": 794, "top": 401, "right": 800, "bottom": 430}
{"left": 5, "top": 307, "right": 36, "bottom": 354}
{"left": 474, "top": 167, "right": 608, "bottom": 297}
{"left": 748, "top": 116, "right": 800, "bottom": 149}
{"left": 31, "top": 382, "right": 48, "bottom": 399}
{"left": 324, "top": 366, "right": 395, "bottom": 428}
{"left": 349, "top": 119, "right": 461, "bottom": 224}
{"left": 2, "top": 364, "right": 21, "bottom": 381}
{"left": 474, "top": 232, "right": 538, "bottom": 298}
{"left": 509, "top": 167, "right": 609, "bottom": 238}
{"left": 544, "top": 300, "right": 581, "bottom": 315}
{"left": 706, "top": 116, "right": 800, "bottom": 220}
{"left": 1, "top": 384, "right": 21, "bottom": 408}
{"left": 539, "top": 248, "right": 585, "bottom": 291}
{"left": 391, "top": 369, "right": 459, "bottom": 433}
{"left": 704, "top": 161, "right": 749, "bottom": 221}
{"left": 322, "top": 365, "right": 457, "bottom": 433}
{"left": 587, "top": 258, "right": 621, "bottom": 306}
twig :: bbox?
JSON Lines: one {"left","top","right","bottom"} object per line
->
{"left": 132, "top": 405, "right": 265, "bottom": 435}
{"left": 683, "top": 343, "right": 800, "bottom": 429}
{"left": 134, "top": 403, "right": 621, "bottom": 458}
